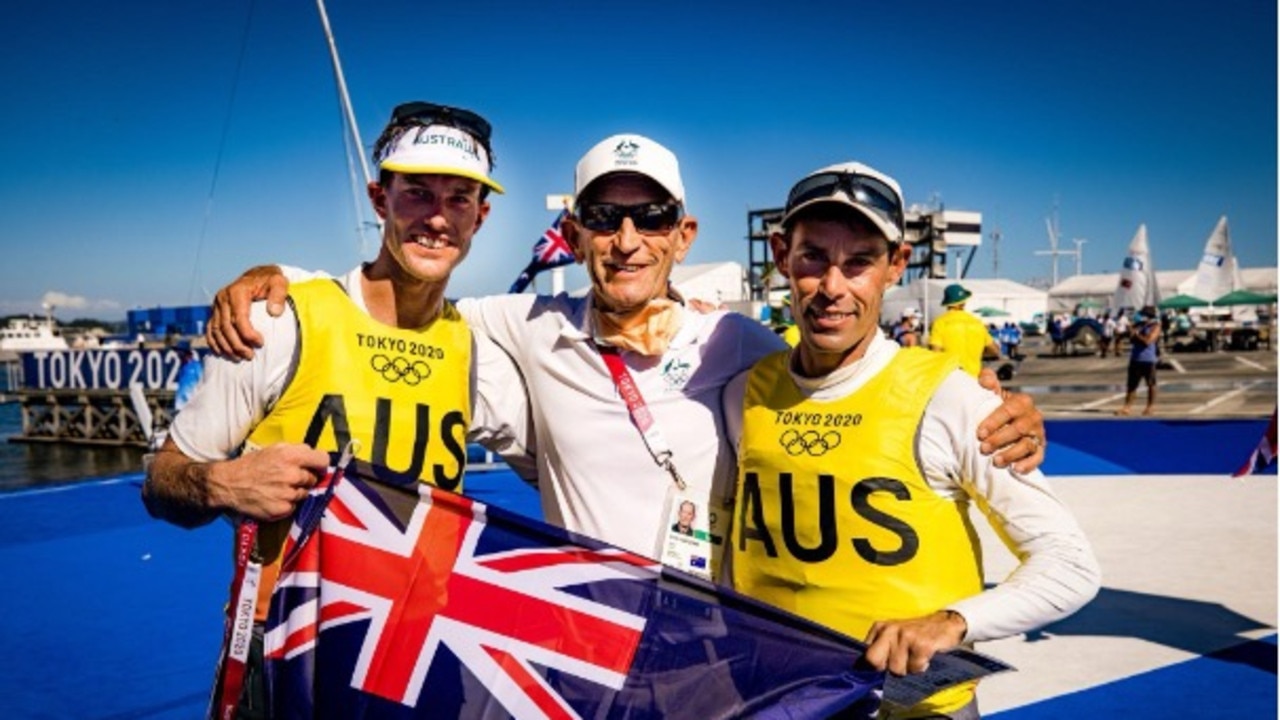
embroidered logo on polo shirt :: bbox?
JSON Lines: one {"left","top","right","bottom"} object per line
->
{"left": 661, "top": 357, "right": 691, "bottom": 389}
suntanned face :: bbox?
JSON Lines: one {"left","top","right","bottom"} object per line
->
{"left": 771, "top": 215, "right": 907, "bottom": 378}
{"left": 563, "top": 175, "right": 696, "bottom": 314}
{"left": 368, "top": 173, "right": 489, "bottom": 285}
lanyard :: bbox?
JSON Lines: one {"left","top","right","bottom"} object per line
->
{"left": 213, "top": 517, "right": 262, "bottom": 720}
{"left": 597, "top": 345, "right": 686, "bottom": 491}
{"left": 212, "top": 443, "right": 356, "bottom": 720}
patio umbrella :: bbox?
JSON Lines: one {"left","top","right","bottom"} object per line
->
{"left": 1158, "top": 294, "right": 1210, "bottom": 310}
{"left": 974, "top": 306, "right": 1011, "bottom": 317}
{"left": 1213, "top": 289, "right": 1278, "bottom": 306}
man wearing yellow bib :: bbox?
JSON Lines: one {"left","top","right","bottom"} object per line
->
{"left": 725, "top": 163, "right": 1100, "bottom": 719}
{"left": 928, "top": 283, "right": 1001, "bottom": 378}
{"left": 141, "top": 102, "right": 528, "bottom": 719}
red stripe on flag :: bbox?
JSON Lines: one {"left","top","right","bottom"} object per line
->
{"left": 485, "top": 646, "right": 579, "bottom": 720}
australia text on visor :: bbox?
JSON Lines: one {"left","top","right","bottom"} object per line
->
{"left": 784, "top": 171, "right": 905, "bottom": 236}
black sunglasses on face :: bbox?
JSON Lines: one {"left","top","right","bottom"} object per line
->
{"left": 785, "top": 171, "right": 905, "bottom": 235}
{"left": 575, "top": 202, "right": 683, "bottom": 234}
{"left": 390, "top": 102, "right": 492, "bottom": 144}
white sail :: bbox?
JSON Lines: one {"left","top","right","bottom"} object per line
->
{"left": 1179, "top": 215, "right": 1244, "bottom": 300}
{"left": 1177, "top": 216, "right": 1254, "bottom": 322}
{"left": 1112, "top": 224, "right": 1161, "bottom": 311}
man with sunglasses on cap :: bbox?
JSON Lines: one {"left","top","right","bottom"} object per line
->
{"left": 725, "top": 163, "right": 1099, "bottom": 720}
{"left": 141, "top": 102, "right": 529, "bottom": 719}
{"left": 204, "top": 135, "right": 1048, "bottom": 582}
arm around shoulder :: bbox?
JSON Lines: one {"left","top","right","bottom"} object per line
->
{"left": 923, "top": 373, "right": 1101, "bottom": 642}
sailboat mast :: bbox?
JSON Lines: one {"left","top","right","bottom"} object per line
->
{"left": 315, "top": 0, "right": 373, "bottom": 190}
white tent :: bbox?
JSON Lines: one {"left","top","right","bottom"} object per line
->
{"left": 882, "top": 278, "right": 1047, "bottom": 328}
{"left": 670, "top": 261, "right": 748, "bottom": 305}
{"left": 1048, "top": 267, "right": 1276, "bottom": 313}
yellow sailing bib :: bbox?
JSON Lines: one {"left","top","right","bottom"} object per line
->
{"left": 733, "top": 348, "right": 982, "bottom": 717}
{"left": 928, "top": 310, "right": 991, "bottom": 377}
{"left": 245, "top": 277, "right": 472, "bottom": 620}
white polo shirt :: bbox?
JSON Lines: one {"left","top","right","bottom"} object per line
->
{"left": 459, "top": 293, "right": 786, "bottom": 557}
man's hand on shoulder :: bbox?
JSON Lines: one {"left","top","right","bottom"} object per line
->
{"left": 207, "top": 264, "right": 290, "bottom": 361}
{"left": 976, "top": 368, "right": 1046, "bottom": 474}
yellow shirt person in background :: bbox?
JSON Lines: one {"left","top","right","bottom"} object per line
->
{"left": 782, "top": 322, "right": 801, "bottom": 347}
{"left": 928, "top": 284, "right": 1000, "bottom": 377}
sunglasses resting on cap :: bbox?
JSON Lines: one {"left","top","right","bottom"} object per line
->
{"left": 783, "top": 165, "right": 906, "bottom": 241}
{"left": 390, "top": 101, "right": 492, "bottom": 145}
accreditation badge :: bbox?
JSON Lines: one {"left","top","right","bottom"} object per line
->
{"left": 657, "top": 486, "right": 724, "bottom": 581}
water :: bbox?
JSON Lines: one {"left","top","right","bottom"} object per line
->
{"left": 0, "top": 366, "right": 145, "bottom": 491}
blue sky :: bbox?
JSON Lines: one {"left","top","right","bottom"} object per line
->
{"left": 1, "top": 0, "right": 1275, "bottom": 320}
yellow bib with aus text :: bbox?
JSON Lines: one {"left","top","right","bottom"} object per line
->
{"left": 245, "top": 278, "right": 472, "bottom": 620}
{"left": 733, "top": 348, "right": 982, "bottom": 717}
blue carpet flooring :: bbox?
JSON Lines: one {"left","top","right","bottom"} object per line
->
{"left": 0, "top": 417, "right": 1273, "bottom": 718}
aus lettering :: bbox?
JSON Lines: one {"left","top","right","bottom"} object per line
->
{"left": 736, "top": 472, "right": 918, "bottom": 566}
{"left": 303, "top": 394, "right": 466, "bottom": 490}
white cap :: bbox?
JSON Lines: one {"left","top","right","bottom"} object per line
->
{"left": 376, "top": 124, "right": 504, "bottom": 193}
{"left": 573, "top": 134, "right": 684, "bottom": 205}
{"left": 781, "top": 161, "right": 904, "bottom": 243}
{"left": 902, "top": 307, "right": 921, "bottom": 319}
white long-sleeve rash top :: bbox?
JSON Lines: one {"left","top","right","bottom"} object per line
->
{"left": 723, "top": 332, "right": 1101, "bottom": 644}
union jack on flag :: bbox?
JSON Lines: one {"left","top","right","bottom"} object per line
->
{"left": 262, "top": 459, "right": 892, "bottom": 719}
{"left": 509, "top": 210, "right": 575, "bottom": 294}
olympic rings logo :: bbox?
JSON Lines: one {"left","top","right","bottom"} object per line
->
{"left": 370, "top": 354, "right": 431, "bottom": 385}
{"left": 779, "top": 429, "right": 843, "bottom": 457}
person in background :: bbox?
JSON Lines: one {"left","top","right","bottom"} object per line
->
{"left": 928, "top": 283, "right": 1000, "bottom": 377}
{"left": 1005, "top": 321, "right": 1023, "bottom": 361}
{"left": 1117, "top": 305, "right": 1161, "bottom": 416}
{"left": 1170, "top": 308, "right": 1195, "bottom": 346}
{"left": 1113, "top": 309, "right": 1131, "bottom": 357}
{"left": 141, "top": 101, "right": 528, "bottom": 719}
{"left": 891, "top": 307, "right": 921, "bottom": 347}
{"left": 1048, "top": 315, "right": 1066, "bottom": 356}
{"left": 171, "top": 339, "right": 203, "bottom": 413}
{"left": 782, "top": 321, "right": 802, "bottom": 347}
{"left": 203, "top": 135, "right": 1050, "bottom": 582}
{"left": 1099, "top": 312, "right": 1117, "bottom": 358}
{"left": 725, "top": 161, "right": 1100, "bottom": 720}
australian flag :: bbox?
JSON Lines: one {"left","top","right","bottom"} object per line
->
{"left": 262, "top": 458, "right": 885, "bottom": 719}
{"left": 509, "top": 210, "right": 575, "bottom": 294}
